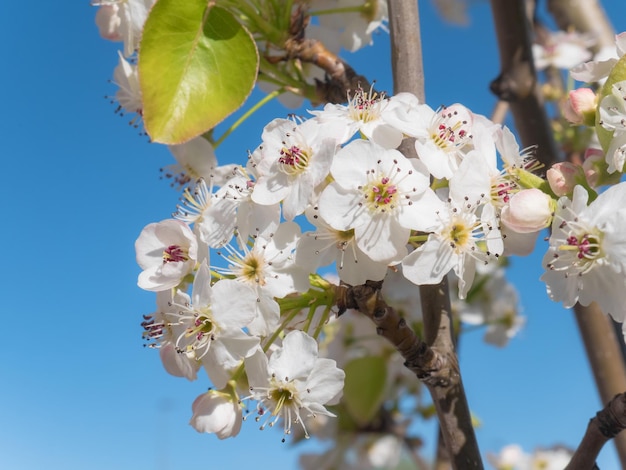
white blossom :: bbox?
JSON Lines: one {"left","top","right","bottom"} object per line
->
{"left": 190, "top": 389, "right": 243, "bottom": 439}
{"left": 532, "top": 30, "right": 593, "bottom": 71}
{"left": 571, "top": 31, "right": 626, "bottom": 83}
{"left": 135, "top": 219, "right": 198, "bottom": 292}
{"left": 164, "top": 263, "right": 260, "bottom": 389}
{"left": 244, "top": 330, "right": 345, "bottom": 440}
{"left": 93, "top": 0, "right": 156, "bottom": 56}
{"left": 251, "top": 118, "right": 341, "bottom": 220}
{"left": 413, "top": 103, "right": 475, "bottom": 179}
{"left": 296, "top": 207, "right": 390, "bottom": 285}
{"left": 541, "top": 184, "right": 626, "bottom": 327}
{"left": 318, "top": 139, "right": 437, "bottom": 263}
{"left": 310, "top": 88, "right": 420, "bottom": 149}
{"left": 402, "top": 196, "right": 501, "bottom": 299}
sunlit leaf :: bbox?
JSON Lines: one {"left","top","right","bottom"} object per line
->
{"left": 139, "top": 1, "right": 259, "bottom": 144}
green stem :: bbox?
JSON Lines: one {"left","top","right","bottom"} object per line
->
{"left": 213, "top": 88, "right": 285, "bottom": 149}
{"left": 262, "top": 307, "right": 303, "bottom": 353}
{"left": 312, "top": 305, "right": 332, "bottom": 341}
{"left": 258, "top": 57, "right": 318, "bottom": 99}
{"left": 408, "top": 234, "right": 429, "bottom": 244}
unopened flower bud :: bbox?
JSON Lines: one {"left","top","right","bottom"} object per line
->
{"left": 190, "top": 389, "right": 242, "bottom": 439}
{"left": 95, "top": 5, "right": 122, "bottom": 42}
{"left": 501, "top": 189, "right": 554, "bottom": 233}
{"left": 561, "top": 88, "right": 597, "bottom": 126}
{"left": 546, "top": 162, "right": 584, "bottom": 196}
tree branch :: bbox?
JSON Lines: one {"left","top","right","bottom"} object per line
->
{"left": 489, "top": 0, "right": 559, "bottom": 170}
{"left": 566, "top": 392, "right": 626, "bottom": 469}
{"left": 281, "top": 6, "right": 372, "bottom": 104}
{"left": 335, "top": 278, "right": 481, "bottom": 469}
{"left": 387, "top": 1, "right": 483, "bottom": 468}
{"left": 574, "top": 303, "right": 626, "bottom": 467}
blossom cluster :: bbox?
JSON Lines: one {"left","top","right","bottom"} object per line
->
{"left": 94, "top": 0, "right": 626, "bottom": 462}
{"left": 135, "top": 86, "right": 536, "bottom": 440}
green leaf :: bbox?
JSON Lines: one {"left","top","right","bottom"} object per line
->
{"left": 595, "top": 54, "right": 626, "bottom": 152}
{"left": 342, "top": 356, "right": 387, "bottom": 426}
{"left": 139, "top": 1, "right": 259, "bottom": 144}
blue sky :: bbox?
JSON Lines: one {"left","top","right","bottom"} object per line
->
{"left": 1, "top": 1, "right": 626, "bottom": 469}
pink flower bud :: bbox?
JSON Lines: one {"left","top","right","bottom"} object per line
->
{"left": 546, "top": 162, "right": 584, "bottom": 196}
{"left": 190, "top": 390, "right": 242, "bottom": 439}
{"left": 561, "top": 88, "right": 597, "bottom": 126}
{"left": 501, "top": 189, "right": 553, "bottom": 233}
{"left": 95, "top": 5, "right": 123, "bottom": 42}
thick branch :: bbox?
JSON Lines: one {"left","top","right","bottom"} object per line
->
{"left": 335, "top": 280, "right": 482, "bottom": 469}
{"left": 281, "top": 7, "right": 371, "bottom": 104}
{"left": 388, "top": 2, "right": 483, "bottom": 468}
{"left": 388, "top": 0, "right": 425, "bottom": 101}
{"left": 285, "top": 37, "right": 371, "bottom": 104}
{"left": 566, "top": 392, "right": 626, "bottom": 469}
{"left": 489, "top": 0, "right": 559, "bottom": 170}
{"left": 336, "top": 281, "right": 454, "bottom": 386}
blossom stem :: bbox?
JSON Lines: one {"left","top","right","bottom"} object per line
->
{"left": 311, "top": 305, "right": 332, "bottom": 341}
{"left": 213, "top": 88, "right": 285, "bottom": 149}
{"left": 262, "top": 307, "right": 302, "bottom": 353}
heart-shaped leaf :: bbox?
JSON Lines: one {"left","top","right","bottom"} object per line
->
{"left": 139, "top": 1, "right": 259, "bottom": 144}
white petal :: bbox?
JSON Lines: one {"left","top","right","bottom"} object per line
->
{"left": 402, "top": 238, "right": 457, "bottom": 285}
{"left": 269, "top": 331, "right": 318, "bottom": 380}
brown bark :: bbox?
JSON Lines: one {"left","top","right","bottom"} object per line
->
{"left": 567, "top": 392, "right": 626, "bottom": 469}
{"left": 489, "top": 0, "right": 559, "bottom": 171}
{"left": 335, "top": 280, "right": 482, "bottom": 469}
{"left": 387, "top": 2, "right": 483, "bottom": 467}
{"left": 574, "top": 303, "right": 626, "bottom": 467}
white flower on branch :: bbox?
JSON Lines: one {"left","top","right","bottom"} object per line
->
{"left": 251, "top": 117, "right": 342, "bottom": 221}
{"left": 296, "top": 207, "right": 390, "bottom": 285}
{"left": 532, "top": 30, "right": 593, "bottom": 71}
{"left": 93, "top": 0, "right": 156, "bottom": 56}
{"left": 541, "top": 183, "right": 626, "bottom": 331}
{"left": 318, "top": 139, "right": 438, "bottom": 263}
{"left": 244, "top": 330, "right": 345, "bottom": 440}
{"left": 135, "top": 219, "right": 198, "bottom": 292}
{"left": 163, "top": 263, "right": 259, "bottom": 389}
{"left": 402, "top": 195, "right": 502, "bottom": 300}
{"left": 311, "top": 87, "right": 421, "bottom": 149}
{"left": 571, "top": 31, "right": 626, "bottom": 83}
{"left": 413, "top": 103, "right": 475, "bottom": 179}
{"left": 214, "top": 222, "right": 309, "bottom": 336}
